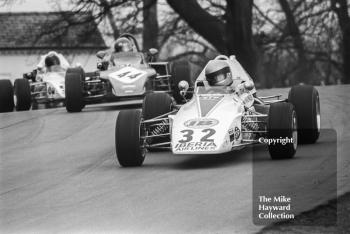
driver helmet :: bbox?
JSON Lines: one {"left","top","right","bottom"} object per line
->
{"left": 114, "top": 37, "right": 133, "bottom": 53}
{"left": 45, "top": 51, "right": 60, "bottom": 68}
{"left": 205, "top": 60, "right": 233, "bottom": 86}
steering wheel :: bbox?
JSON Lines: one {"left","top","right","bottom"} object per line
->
{"left": 214, "top": 55, "right": 229, "bottom": 60}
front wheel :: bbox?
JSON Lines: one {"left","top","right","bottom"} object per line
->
{"left": 65, "top": 68, "right": 85, "bottom": 112}
{"left": 267, "top": 102, "right": 298, "bottom": 159}
{"left": 0, "top": 79, "right": 14, "bottom": 112}
{"left": 142, "top": 93, "right": 173, "bottom": 149}
{"left": 288, "top": 85, "right": 320, "bottom": 144}
{"left": 115, "top": 110, "right": 146, "bottom": 167}
{"left": 14, "top": 79, "right": 31, "bottom": 111}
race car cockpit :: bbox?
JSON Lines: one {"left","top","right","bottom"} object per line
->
{"left": 193, "top": 55, "right": 256, "bottom": 96}
{"left": 96, "top": 34, "right": 157, "bottom": 70}
{"left": 38, "top": 51, "right": 70, "bottom": 72}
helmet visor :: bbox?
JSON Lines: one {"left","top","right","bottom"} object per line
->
{"left": 206, "top": 66, "right": 231, "bottom": 86}
{"left": 115, "top": 38, "right": 132, "bottom": 52}
{"left": 213, "top": 73, "right": 227, "bottom": 83}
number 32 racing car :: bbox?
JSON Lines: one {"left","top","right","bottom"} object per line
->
{"left": 64, "top": 34, "right": 190, "bottom": 112}
{"left": 114, "top": 55, "right": 320, "bottom": 167}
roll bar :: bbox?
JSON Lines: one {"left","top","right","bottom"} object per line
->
{"left": 119, "top": 33, "right": 141, "bottom": 52}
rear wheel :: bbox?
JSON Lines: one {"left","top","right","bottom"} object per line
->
{"left": 0, "top": 79, "right": 14, "bottom": 112}
{"left": 142, "top": 92, "right": 173, "bottom": 119}
{"left": 144, "top": 79, "right": 153, "bottom": 95}
{"left": 65, "top": 67, "right": 85, "bottom": 112}
{"left": 14, "top": 79, "right": 31, "bottom": 111}
{"left": 288, "top": 85, "right": 320, "bottom": 144}
{"left": 142, "top": 93, "right": 173, "bottom": 149}
{"left": 115, "top": 110, "right": 145, "bottom": 167}
{"left": 268, "top": 102, "right": 297, "bottom": 159}
{"left": 171, "top": 60, "right": 192, "bottom": 103}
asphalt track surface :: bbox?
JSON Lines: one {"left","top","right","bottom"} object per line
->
{"left": 0, "top": 85, "right": 349, "bottom": 233}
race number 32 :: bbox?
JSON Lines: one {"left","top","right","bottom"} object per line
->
{"left": 178, "top": 129, "right": 216, "bottom": 143}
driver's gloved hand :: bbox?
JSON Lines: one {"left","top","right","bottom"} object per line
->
{"left": 23, "top": 69, "right": 37, "bottom": 82}
{"left": 97, "top": 61, "right": 109, "bottom": 71}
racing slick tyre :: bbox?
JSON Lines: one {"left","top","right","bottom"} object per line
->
{"left": 65, "top": 67, "right": 85, "bottom": 112}
{"left": 67, "top": 67, "right": 86, "bottom": 108}
{"left": 267, "top": 103, "right": 298, "bottom": 159}
{"left": 142, "top": 93, "right": 173, "bottom": 150}
{"left": 172, "top": 60, "right": 192, "bottom": 104}
{"left": 288, "top": 85, "right": 320, "bottom": 144}
{"left": 115, "top": 110, "right": 145, "bottom": 167}
{"left": 14, "top": 79, "right": 31, "bottom": 111}
{"left": 143, "top": 92, "right": 173, "bottom": 119}
{"left": 0, "top": 79, "right": 14, "bottom": 112}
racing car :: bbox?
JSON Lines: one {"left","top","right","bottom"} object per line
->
{"left": 114, "top": 55, "right": 320, "bottom": 167}
{"left": 64, "top": 33, "right": 190, "bottom": 112}
{"left": 0, "top": 52, "right": 71, "bottom": 112}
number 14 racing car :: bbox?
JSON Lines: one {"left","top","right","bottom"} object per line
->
{"left": 114, "top": 55, "right": 320, "bottom": 167}
{"left": 64, "top": 34, "right": 190, "bottom": 112}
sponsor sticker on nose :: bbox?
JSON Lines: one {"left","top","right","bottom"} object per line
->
{"left": 184, "top": 118, "right": 219, "bottom": 129}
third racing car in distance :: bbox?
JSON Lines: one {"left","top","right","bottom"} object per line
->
{"left": 0, "top": 51, "right": 73, "bottom": 112}
{"left": 64, "top": 33, "right": 191, "bottom": 112}
{"left": 115, "top": 55, "right": 321, "bottom": 167}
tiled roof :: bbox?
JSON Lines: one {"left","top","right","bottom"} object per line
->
{"left": 0, "top": 11, "right": 107, "bottom": 50}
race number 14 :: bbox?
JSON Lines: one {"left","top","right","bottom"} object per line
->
{"left": 117, "top": 71, "right": 142, "bottom": 79}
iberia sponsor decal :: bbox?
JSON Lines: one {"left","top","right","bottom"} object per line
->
{"left": 184, "top": 118, "right": 219, "bottom": 129}
{"left": 174, "top": 142, "right": 217, "bottom": 152}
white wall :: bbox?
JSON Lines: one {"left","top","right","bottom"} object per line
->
{"left": 0, "top": 50, "right": 99, "bottom": 82}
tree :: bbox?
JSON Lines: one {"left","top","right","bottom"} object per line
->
{"left": 226, "top": 0, "right": 258, "bottom": 79}
{"left": 142, "top": 0, "right": 159, "bottom": 50}
{"left": 253, "top": 0, "right": 342, "bottom": 86}
{"left": 331, "top": 0, "right": 350, "bottom": 84}
{"left": 3, "top": 0, "right": 343, "bottom": 86}
{"left": 166, "top": 0, "right": 258, "bottom": 78}
{"left": 68, "top": 0, "right": 129, "bottom": 39}
{"left": 278, "top": 0, "right": 308, "bottom": 84}
{"left": 68, "top": 0, "right": 159, "bottom": 51}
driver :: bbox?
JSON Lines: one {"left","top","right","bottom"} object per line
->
{"left": 204, "top": 59, "right": 255, "bottom": 95}
{"left": 37, "top": 51, "right": 70, "bottom": 73}
{"left": 205, "top": 60, "right": 233, "bottom": 87}
{"left": 114, "top": 37, "right": 134, "bottom": 53}
{"left": 107, "top": 37, "right": 138, "bottom": 67}
{"left": 44, "top": 53, "right": 60, "bottom": 69}
{"left": 34, "top": 51, "right": 70, "bottom": 81}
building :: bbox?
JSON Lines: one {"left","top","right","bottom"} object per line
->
{"left": 0, "top": 11, "right": 107, "bottom": 81}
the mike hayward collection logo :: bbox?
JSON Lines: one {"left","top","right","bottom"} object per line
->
{"left": 184, "top": 118, "right": 219, "bottom": 129}
{"left": 256, "top": 195, "right": 295, "bottom": 222}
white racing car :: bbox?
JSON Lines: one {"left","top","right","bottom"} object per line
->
{"left": 115, "top": 55, "right": 320, "bottom": 167}
{"left": 64, "top": 34, "right": 190, "bottom": 112}
{"left": 0, "top": 52, "right": 71, "bottom": 112}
